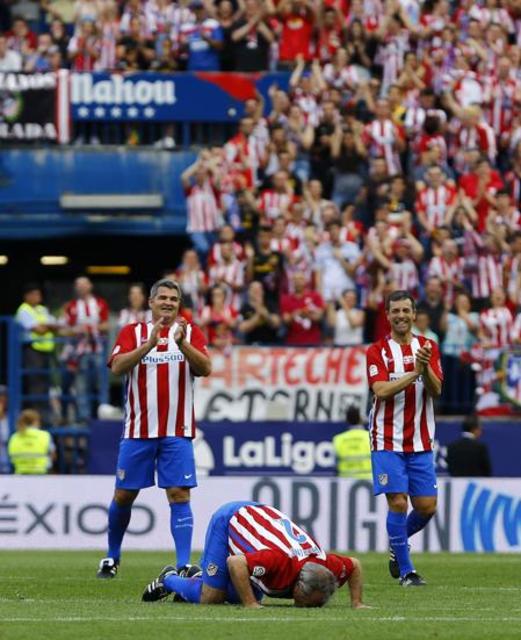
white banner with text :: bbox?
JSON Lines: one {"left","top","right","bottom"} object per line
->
{"left": 0, "top": 476, "right": 519, "bottom": 553}
{"left": 194, "top": 346, "right": 369, "bottom": 422}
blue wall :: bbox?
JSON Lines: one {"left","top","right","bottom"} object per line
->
{"left": 0, "top": 149, "right": 197, "bottom": 237}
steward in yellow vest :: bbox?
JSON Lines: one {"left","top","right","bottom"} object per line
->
{"left": 8, "top": 409, "right": 54, "bottom": 474}
{"left": 333, "top": 406, "right": 372, "bottom": 480}
{"left": 15, "top": 284, "right": 57, "bottom": 422}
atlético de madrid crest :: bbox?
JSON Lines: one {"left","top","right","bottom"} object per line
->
{"left": 378, "top": 473, "right": 388, "bottom": 486}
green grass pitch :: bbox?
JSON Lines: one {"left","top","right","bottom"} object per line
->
{"left": 1, "top": 551, "right": 520, "bottom": 640}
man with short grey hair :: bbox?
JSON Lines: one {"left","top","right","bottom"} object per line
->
{"left": 142, "top": 500, "right": 369, "bottom": 610}
{"left": 97, "top": 278, "right": 212, "bottom": 579}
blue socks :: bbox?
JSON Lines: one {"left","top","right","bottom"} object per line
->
{"left": 164, "top": 575, "right": 202, "bottom": 603}
{"left": 107, "top": 500, "right": 132, "bottom": 563}
{"left": 407, "top": 510, "right": 433, "bottom": 538}
{"left": 170, "top": 502, "right": 193, "bottom": 568}
{"left": 387, "top": 511, "right": 414, "bottom": 577}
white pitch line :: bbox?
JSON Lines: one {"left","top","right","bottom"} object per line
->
{"left": 3, "top": 616, "right": 521, "bottom": 623}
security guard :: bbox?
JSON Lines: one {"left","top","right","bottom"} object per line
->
{"left": 15, "top": 283, "right": 56, "bottom": 421}
{"left": 8, "top": 409, "right": 54, "bottom": 474}
{"left": 333, "top": 406, "right": 372, "bottom": 479}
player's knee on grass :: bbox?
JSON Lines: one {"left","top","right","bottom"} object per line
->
{"left": 386, "top": 492, "right": 409, "bottom": 512}
{"left": 166, "top": 487, "right": 191, "bottom": 503}
{"left": 199, "top": 584, "right": 227, "bottom": 605}
{"left": 114, "top": 489, "right": 139, "bottom": 506}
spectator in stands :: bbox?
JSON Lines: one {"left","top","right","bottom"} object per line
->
{"left": 49, "top": 18, "right": 70, "bottom": 60}
{"left": 68, "top": 17, "right": 100, "bottom": 71}
{"left": 238, "top": 281, "right": 281, "bottom": 345}
{"left": 446, "top": 414, "right": 492, "bottom": 477}
{"left": 315, "top": 220, "right": 362, "bottom": 303}
{"left": 179, "top": 0, "right": 223, "bottom": 71}
{"left": 15, "top": 284, "right": 57, "bottom": 424}
{"left": 330, "top": 121, "right": 367, "bottom": 210}
{"left": 207, "top": 240, "right": 245, "bottom": 310}
{"left": 117, "top": 283, "right": 151, "bottom": 328}
{"left": 182, "top": 151, "right": 222, "bottom": 264}
{"left": 440, "top": 291, "right": 479, "bottom": 413}
{"left": 416, "top": 276, "right": 446, "bottom": 341}
{"left": 8, "top": 409, "right": 55, "bottom": 475}
{"left": 276, "top": 0, "right": 316, "bottom": 70}
{"left": 0, "top": 33, "right": 21, "bottom": 70}
{"left": 174, "top": 249, "right": 208, "bottom": 314}
{"left": 199, "top": 284, "right": 237, "bottom": 352}
{"left": 280, "top": 270, "right": 325, "bottom": 346}
{"left": 117, "top": 15, "right": 155, "bottom": 70}
{"left": 61, "top": 277, "right": 110, "bottom": 425}
{"left": 413, "top": 309, "right": 439, "bottom": 343}
{"left": 231, "top": 0, "right": 274, "bottom": 72}
{"left": 326, "top": 289, "right": 365, "bottom": 346}
{"left": 0, "top": 386, "right": 9, "bottom": 474}
{"left": 246, "top": 225, "right": 283, "bottom": 306}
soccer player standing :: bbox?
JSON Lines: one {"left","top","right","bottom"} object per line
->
{"left": 97, "top": 278, "right": 212, "bottom": 578}
{"left": 366, "top": 290, "right": 443, "bottom": 586}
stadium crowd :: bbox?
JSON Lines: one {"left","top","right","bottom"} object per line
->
{"left": 3, "top": 0, "right": 521, "bottom": 419}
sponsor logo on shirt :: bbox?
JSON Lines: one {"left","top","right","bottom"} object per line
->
{"left": 378, "top": 473, "right": 388, "bottom": 486}
{"left": 403, "top": 355, "right": 414, "bottom": 365}
{"left": 252, "top": 566, "right": 266, "bottom": 577}
{"left": 369, "top": 364, "right": 378, "bottom": 377}
{"left": 206, "top": 563, "right": 218, "bottom": 576}
{"left": 141, "top": 352, "right": 185, "bottom": 365}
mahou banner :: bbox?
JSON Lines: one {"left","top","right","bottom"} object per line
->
{"left": 0, "top": 70, "right": 70, "bottom": 142}
{"left": 194, "top": 346, "right": 369, "bottom": 422}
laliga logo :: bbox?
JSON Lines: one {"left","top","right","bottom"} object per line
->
{"left": 460, "top": 482, "right": 521, "bottom": 552}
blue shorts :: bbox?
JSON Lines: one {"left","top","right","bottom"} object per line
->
{"left": 200, "top": 501, "right": 257, "bottom": 592}
{"left": 115, "top": 437, "right": 197, "bottom": 490}
{"left": 371, "top": 451, "right": 437, "bottom": 497}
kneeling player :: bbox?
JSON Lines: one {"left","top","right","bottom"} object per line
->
{"left": 142, "top": 500, "right": 368, "bottom": 609}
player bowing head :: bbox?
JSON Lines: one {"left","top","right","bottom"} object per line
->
{"left": 293, "top": 563, "right": 337, "bottom": 608}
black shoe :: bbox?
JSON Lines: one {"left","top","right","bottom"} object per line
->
{"left": 97, "top": 557, "right": 118, "bottom": 579}
{"left": 142, "top": 566, "right": 178, "bottom": 602}
{"left": 399, "top": 571, "right": 426, "bottom": 587}
{"left": 142, "top": 579, "right": 170, "bottom": 602}
{"left": 177, "top": 564, "right": 202, "bottom": 579}
{"left": 388, "top": 545, "right": 411, "bottom": 580}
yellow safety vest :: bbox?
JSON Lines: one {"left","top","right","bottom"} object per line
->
{"left": 333, "top": 428, "right": 372, "bottom": 479}
{"left": 17, "top": 303, "right": 54, "bottom": 352}
{"left": 8, "top": 427, "right": 51, "bottom": 474}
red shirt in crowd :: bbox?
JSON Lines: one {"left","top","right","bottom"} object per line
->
{"left": 280, "top": 290, "right": 325, "bottom": 345}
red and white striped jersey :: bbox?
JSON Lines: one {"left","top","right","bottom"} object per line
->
{"left": 470, "top": 254, "right": 503, "bottom": 300}
{"left": 427, "top": 256, "right": 464, "bottom": 307}
{"left": 208, "top": 241, "right": 245, "bottom": 266}
{"left": 479, "top": 306, "right": 514, "bottom": 349}
{"left": 389, "top": 259, "right": 419, "bottom": 293}
{"left": 366, "top": 335, "right": 443, "bottom": 453}
{"left": 207, "top": 259, "right": 245, "bottom": 310}
{"left": 63, "top": 296, "right": 110, "bottom": 355}
{"left": 109, "top": 321, "right": 208, "bottom": 439}
{"left": 117, "top": 308, "right": 152, "bottom": 329}
{"left": 259, "top": 190, "right": 295, "bottom": 220}
{"left": 363, "top": 119, "right": 403, "bottom": 174}
{"left": 505, "top": 254, "right": 521, "bottom": 305}
{"left": 512, "top": 312, "right": 521, "bottom": 344}
{"left": 484, "top": 77, "right": 519, "bottom": 137}
{"left": 227, "top": 504, "right": 354, "bottom": 597}
{"left": 416, "top": 184, "right": 457, "bottom": 229}
{"left": 185, "top": 181, "right": 221, "bottom": 233}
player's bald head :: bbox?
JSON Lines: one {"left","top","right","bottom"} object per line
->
{"left": 293, "top": 562, "right": 337, "bottom": 608}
